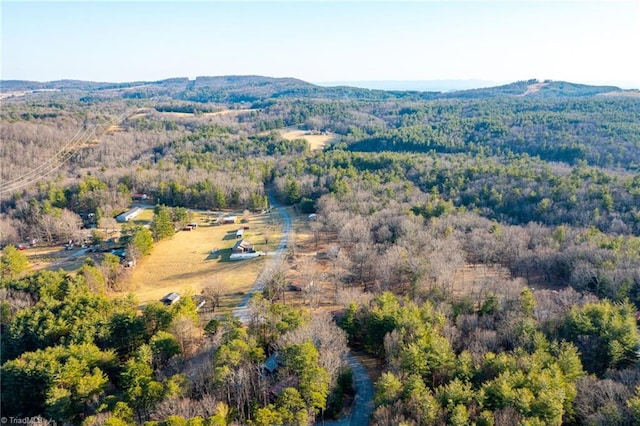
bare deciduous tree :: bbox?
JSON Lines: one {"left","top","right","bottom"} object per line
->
{"left": 376, "top": 245, "right": 409, "bottom": 291}
{"left": 153, "top": 395, "right": 229, "bottom": 422}
{"left": 0, "top": 216, "right": 21, "bottom": 246}
{"left": 277, "top": 312, "right": 348, "bottom": 386}
{"left": 338, "top": 215, "right": 371, "bottom": 247}
{"left": 350, "top": 241, "right": 375, "bottom": 291}
{"left": 297, "top": 256, "right": 322, "bottom": 308}
{"left": 426, "top": 237, "right": 465, "bottom": 293}
{"left": 202, "top": 284, "right": 222, "bottom": 312}
{"left": 310, "top": 218, "right": 323, "bottom": 248}
{"left": 170, "top": 316, "right": 203, "bottom": 358}
{"left": 260, "top": 260, "right": 289, "bottom": 303}
{"left": 98, "top": 216, "right": 119, "bottom": 234}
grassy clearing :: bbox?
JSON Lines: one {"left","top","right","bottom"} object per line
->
{"left": 131, "top": 109, "right": 257, "bottom": 120}
{"left": 122, "top": 211, "right": 283, "bottom": 309}
{"left": 279, "top": 128, "right": 339, "bottom": 151}
{"left": 27, "top": 245, "right": 100, "bottom": 273}
{"left": 130, "top": 207, "right": 154, "bottom": 226}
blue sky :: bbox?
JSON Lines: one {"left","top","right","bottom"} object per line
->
{"left": 2, "top": 1, "right": 639, "bottom": 88}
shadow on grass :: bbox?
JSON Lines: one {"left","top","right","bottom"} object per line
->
{"left": 206, "top": 249, "right": 222, "bottom": 261}
{"left": 217, "top": 248, "right": 232, "bottom": 262}
{"left": 222, "top": 230, "right": 238, "bottom": 241}
{"left": 216, "top": 293, "right": 247, "bottom": 314}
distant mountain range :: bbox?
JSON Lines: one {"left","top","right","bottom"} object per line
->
{"left": 317, "top": 79, "right": 640, "bottom": 92}
{"left": 315, "top": 79, "right": 505, "bottom": 92}
{"left": 1, "top": 76, "right": 637, "bottom": 102}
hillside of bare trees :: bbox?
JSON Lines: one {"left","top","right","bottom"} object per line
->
{"left": 2, "top": 77, "right": 640, "bottom": 425}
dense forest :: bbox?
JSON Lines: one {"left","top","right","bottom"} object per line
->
{"left": 2, "top": 76, "right": 640, "bottom": 425}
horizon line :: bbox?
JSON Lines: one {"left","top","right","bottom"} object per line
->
{"left": 1, "top": 75, "right": 638, "bottom": 91}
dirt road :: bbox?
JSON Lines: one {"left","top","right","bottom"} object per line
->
{"left": 232, "top": 194, "right": 291, "bottom": 322}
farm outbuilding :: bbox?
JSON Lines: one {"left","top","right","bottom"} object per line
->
{"left": 232, "top": 239, "right": 254, "bottom": 254}
{"left": 160, "top": 292, "right": 180, "bottom": 306}
{"left": 263, "top": 352, "right": 282, "bottom": 374}
{"left": 236, "top": 228, "right": 244, "bottom": 238}
{"left": 223, "top": 216, "right": 237, "bottom": 224}
{"left": 132, "top": 193, "right": 148, "bottom": 201}
{"left": 230, "top": 239, "right": 264, "bottom": 260}
{"left": 116, "top": 207, "right": 143, "bottom": 223}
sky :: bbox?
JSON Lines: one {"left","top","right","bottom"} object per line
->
{"left": 2, "top": 1, "right": 639, "bottom": 89}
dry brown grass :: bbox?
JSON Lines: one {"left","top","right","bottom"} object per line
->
{"left": 204, "top": 108, "right": 256, "bottom": 117}
{"left": 130, "top": 108, "right": 257, "bottom": 120}
{"left": 519, "top": 82, "right": 549, "bottom": 97}
{"left": 0, "top": 91, "right": 29, "bottom": 100}
{"left": 279, "top": 128, "right": 339, "bottom": 151}
{"left": 120, "top": 211, "right": 283, "bottom": 309}
{"left": 598, "top": 91, "right": 640, "bottom": 98}
{"left": 129, "top": 207, "right": 154, "bottom": 225}
{"left": 106, "top": 125, "right": 125, "bottom": 134}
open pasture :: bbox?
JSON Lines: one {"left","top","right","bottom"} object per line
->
{"left": 123, "top": 210, "right": 283, "bottom": 310}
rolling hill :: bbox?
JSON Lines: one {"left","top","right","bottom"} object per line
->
{"left": 2, "top": 76, "right": 635, "bottom": 103}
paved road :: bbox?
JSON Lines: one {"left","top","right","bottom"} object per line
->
{"left": 232, "top": 194, "right": 291, "bottom": 323}
{"left": 318, "top": 354, "right": 374, "bottom": 426}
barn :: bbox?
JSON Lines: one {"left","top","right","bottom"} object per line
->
{"left": 116, "top": 207, "right": 143, "bottom": 223}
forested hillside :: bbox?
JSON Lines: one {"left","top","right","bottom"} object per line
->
{"left": 2, "top": 76, "right": 640, "bottom": 425}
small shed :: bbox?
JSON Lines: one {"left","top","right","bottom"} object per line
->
{"left": 263, "top": 352, "right": 282, "bottom": 374}
{"left": 223, "top": 216, "right": 237, "bottom": 224}
{"left": 236, "top": 228, "right": 245, "bottom": 239}
{"left": 160, "top": 292, "right": 180, "bottom": 306}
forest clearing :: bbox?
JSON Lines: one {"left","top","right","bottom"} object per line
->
{"left": 279, "top": 127, "right": 340, "bottom": 151}
{"left": 124, "top": 210, "right": 283, "bottom": 308}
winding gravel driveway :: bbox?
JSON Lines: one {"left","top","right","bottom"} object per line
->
{"left": 232, "top": 193, "right": 291, "bottom": 323}
{"left": 319, "top": 354, "right": 375, "bottom": 426}
{"left": 232, "top": 194, "right": 374, "bottom": 425}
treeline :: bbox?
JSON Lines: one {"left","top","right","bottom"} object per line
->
{"left": 0, "top": 169, "right": 270, "bottom": 247}
{"left": 250, "top": 96, "right": 640, "bottom": 170}
{"left": 1, "top": 116, "right": 318, "bottom": 245}
{"left": 0, "top": 266, "right": 349, "bottom": 425}
{"left": 346, "top": 97, "right": 640, "bottom": 170}
{"left": 154, "top": 104, "right": 220, "bottom": 114}
{"left": 276, "top": 149, "right": 640, "bottom": 234}
{"left": 269, "top": 149, "right": 640, "bottom": 305}
{"left": 338, "top": 291, "right": 640, "bottom": 425}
